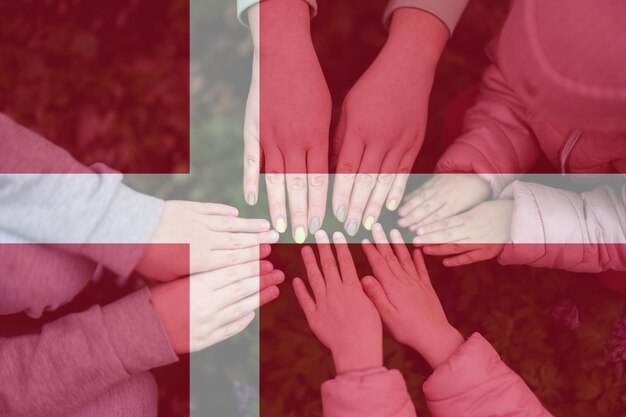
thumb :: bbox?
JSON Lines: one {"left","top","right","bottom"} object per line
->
{"left": 361, "top": 276, "right": 392, "bottom": 314}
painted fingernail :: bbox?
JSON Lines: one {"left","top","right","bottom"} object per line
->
{"left": 364, "top": 216, "right": 375, "bottom": 231}
{"left": 309, "top": 217, "right": 321, "bottom": 234}
{"left": 294, "top": 227, "right": 306, "bottom": 244}
{"left": 246, "top": 192, "right": 256, "bottom": 205}
{"left": 275, "top": 217, "right": 287, "bottom": 234}
{"left": 346, "top": 221, "right": 358, "bottom": 237}
{"left": 387, "top": 199, "right": 397, "bottom": 211}
{"left": 336, "top": 205, "right": 347, "bottom": 223}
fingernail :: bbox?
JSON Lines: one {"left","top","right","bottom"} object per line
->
{"left": 309, "top": 217, "right": 321, "bottom": 234}
{"left": 259, "top": 219, "right": 271, "bottom": 230}
{"left": 336, "top": 205, "right": 347, "bottom": 222}
{"left": 275, "top": 217, "right": 287, "bottom": 233}
{"left": 246, "top": 192, "right": 256, "bottom": 205}
{"left": 363, "top": 216, "right": 375, "bottom": 231}
{"left": 387, "top": 199, "right": 397, "bottom": 211}
{"left": 294, "top": 227, "right": 306, "bottom": 244}
{"left": 412, "top": 237, "right": 421, "bottom": 244}
{"left": 346, "top": 220, "right": 358, "bottom": 237}
{"left": 332, "top": 231, "right": 344, "bottom": 242}
{"left": 417, "top": 228, "right": 424, "bottom": 235}
{"left": 373, "top": 222, "right": 383, "bottom": 232}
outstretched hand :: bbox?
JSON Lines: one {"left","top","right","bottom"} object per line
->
{"left": 361, "top": 224, "right": 464, "bottom": 369}
{"left": 293, "top": 230, "right": 383, "bottom": 374}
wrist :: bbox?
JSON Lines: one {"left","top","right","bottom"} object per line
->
{"left": 248, "top": 0, "right": 313, "bottom": 52}
{"left": 410, "top": 324, "right": 464, "bottom": 370}
{"left": 386, "top": 8, "right": 448, "bottom": 69}
{"left": 331, "top": 344, "right": 383, "bottom": 375}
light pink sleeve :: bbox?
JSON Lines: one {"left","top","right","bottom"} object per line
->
{"left": 0, "top": 288, "right": 177, "bottom": 417}
{"left": 424, "top": 333, "right": 554, "bottom": 417}
{"left": 436, "top": 64, "right": 540, "bottom": 197}
{"left": 497, "top": 180, "right": 626, "bottom": 272}
{"left": 321, "top": 367, "right": 418, "bottom": 417}
{"left": 383, "top": 0, "right": 469, "bottom": 34}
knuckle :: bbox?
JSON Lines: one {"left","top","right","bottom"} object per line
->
{"left": 377, "top": 173, "right": 394, "bottom": 185}
{"left": 321, "top": 260, "right": 336, "bottom": 272}
{"left": 384, "top": 254, "right": 397, "bottom": 264}
{"left": 338, "top": 162, "right": 357, "bottom": 175}
{"left": 266, "top": 173, "right": 284, "bottom": 184}
{"left": 357, "top": 174, "right": 375, "bottom": 187}
{"left": 245, "top": 155, "right": 260, "bottom": 167}
{"left": 287, "top": 177, "right": 306, "bottom": 191}
{"left": 309, "top": 174, "right": 327, "bottom": 189}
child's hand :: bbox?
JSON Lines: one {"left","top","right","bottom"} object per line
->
{"left": 411, "top": 200, "right": 513, "bottom": 267}
{"left": 150, "top": 260, "right": 284, "bottom": 353}
{"left": 293, "top": 230, "right": 383, "bottom": 374}
{"left": 397, "top": 174, "right": 491, "bottom": 231}
{"left": 137, "top": 201, "right": 279, "bottom": 281}
{"left": 361, "top": 224, "right": 464, "bottom": 369}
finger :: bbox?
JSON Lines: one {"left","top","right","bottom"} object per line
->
{"left": 307, "top": 145, "right": 328, "bottom": 235}
{"left": 259, "top": 285, "right": 281, "bottom": 306}
{"left": 397, "top": 197, "right": 444, "bottom": 228}
{"left": 363, "top": 151, "right": 401, "bottom": 222}
{"left": 397, "top": 186, "right": 436, "bottom": 217}
{"left": 371, "top": 223, "right": 405, "bottom": 278}
{"left": 293, "top": 277, "right": 317, "bottom": 318}
{"left": 203, "top": 259, "right": 274, "bottom": 289}
{"left": 389, "top": 229, "right": 417, "bottom": 276}
{"left": 243, "top": 132, "right": 261, "bottom": 205}
{"left": 264, "top": 148, "right": 288, "bottom": 234}
{"left": 410, "top": 206, "right": 456, "bottom": 231}
{"left": 332, "top": 141, "right": 364, "bottom": 223}
{"left": 361, "top": 238, "right": 393, "bottom": 284}
{"left": 315, "top": 230, "right": 342, "bottom": 286}
{"left": 332, "top": 231, "right": 359, "bottom": 285}
{"left": 422, "top": 243, "right": 469, "bottom": 257}
{"left": 301, "top": 245, "right": 326, "bottom": 299}
{"left": 213, "top": 270, "right": 285, "bottom": 307}
{"left": 412, "top": 225, "right": 468, "bottom": 245}
{"left": 330, "top": 111, "right": 347, "bottom": 171}
{"left": 209, "top": 244, "right": 272, "bottom": 270}
{"left": 182, "top": 201, "right": 239, "bottom": 217}
{"left": 217, "top": 287, "right": 276, "bottom": 325}
{"left": 443, "top": 246, "right": 498, "bottom": 267}
{"left": 285, "top": 151, "right": 308, "bottom": 243}
{"left": 204, "top": 216, "right": 270, "bottom": 233}
{"left": 210, "top": 311, "right": 256, "bottom": 347}
{"left": 387, "top": 153, "right": 416, "bottom": 213}
{"left": 411, "top": 249, "right": 433, "bottom": 288}
{"left": 210, "top": 230, "right": 279, "bottom": 250}
{"left": 345, "top": 150, "right": 383, "bottom": 236}
{"left": 414, "top": 216, "right": 464, "bottom": 236}
{"left": 403, "top": 175, "right": 438, "bottom": 202}
{"left": 361, "top": 275, "right": 394, "bottom": 315}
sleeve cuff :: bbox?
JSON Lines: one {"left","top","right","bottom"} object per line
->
{"left": 383, "top": 0, "right": 469, "bottom": 34}
{"left": 237, "top": 0, "right": 318, "bottom": 27}
{"left": 81, "top": 183, "right": 164, "bottom": 278}
{"left": 101, "top": 287, "right": 178, "bottom": 374}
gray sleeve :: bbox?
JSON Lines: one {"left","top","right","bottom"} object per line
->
{"left": 237, "top": 0, "right": 318, "bottom": 27}
{"left": 383, "top": 0, "right": 470, "bottom": 34}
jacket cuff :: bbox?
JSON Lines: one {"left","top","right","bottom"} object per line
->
{"left": 237, "top": 0, "right": 318, "bottom": 27}
{"left": 383, "top": 0, "right": 469, "bottom": 34}
{"left": 101, "top": 287, "right": 178, "bottom": 374}
{"left": 81, "top": 183, "right": 164, "bottom": 278}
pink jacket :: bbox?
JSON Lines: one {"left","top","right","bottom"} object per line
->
{"left": 436, "top": 0, "right": 626, "bottom": 272}
{"left": 321, "top": 333, "right": 553, "bottom": 417}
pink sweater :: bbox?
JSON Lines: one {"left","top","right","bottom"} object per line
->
{"left": 436, "top": 0, "right": 626, "bottom": 272}
{"left": 321, "top": 333, "right": 554, "bottom": 417}
{"left": 0, "top": 244, "right": 177, "bottom": 417}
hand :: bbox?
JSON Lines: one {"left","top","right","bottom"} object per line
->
{"left": 293, "top": 230, "right": 383, "bottom": 374}
{"left": 137, "top": 201, "right": 278, "bottom": 281}
{"left": 398, "top": 174, "right": 491, "bottom": 231}
{"left": 331, "top": 9, "right": 447, "bottom": 236}
{"left": 360, "top": 224, "right": 464, "bottom": 369}
{"left": 244, "top": 0, "right": 331, "bottom": 243}
{"left": 413, "top": 200, "right": 514, "bottom": 267}
{"left": 150, "top": 260, "right": 284, "bottom": 353}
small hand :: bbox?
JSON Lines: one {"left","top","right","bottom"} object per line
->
{"left": 360, "top": 224, "right": 464, "bottom": 369}
{"left": 137, "top": 201, "right": 278, "bottom": 281}
{"left": 293, "top": 230, "right": 383, "bottom": 374}
{"left": 413, "top": 200, "right": 514, "bottom": 267}
{"left": 397, "top": 174, "right": 491, "bottom": 231}
{"left": 150, "top": 260, "right": 284, "bottom": 353}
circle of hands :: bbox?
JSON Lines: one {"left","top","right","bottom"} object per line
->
{"left": 142, "top": 3, "right": 515, "bottom": 365}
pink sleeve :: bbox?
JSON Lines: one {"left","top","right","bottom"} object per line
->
{"left": 0, "top": 288, "right": 177, "bottom": 417}
{"left": 436, "top": 64, "right": 540, "bottom": 196}
{"left": 321, "top": 367, "right": 418, "bottom": 417}
{"left": 497, "top": 180, "right": 626, "bottom": 272}
{"left": 424, "top": 333, "right": 554, "bottom": 417}
{"left": 383, "top": 0, "right": 469, "bottom": 34}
